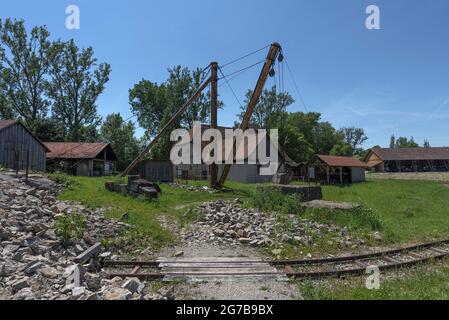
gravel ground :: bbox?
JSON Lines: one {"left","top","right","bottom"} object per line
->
{"left": 159, "top": 245, "right": 301, "bottom": 300}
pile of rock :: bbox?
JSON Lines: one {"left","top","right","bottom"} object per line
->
{"left": 0, "top": 173, "right": 131, "bottom": 300}
{"left": 168, "top": 183, "right": 218, "bottom": 193}
{"left": 182, "top": 199, "right": 363, "bottom": 248}
{"left": 105, "top": 175, "right": 161, "bottom": 199}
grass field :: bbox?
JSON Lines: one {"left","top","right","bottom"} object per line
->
{"left": 54, "top": 174, "right": 449, "bottom": 249}
{"left": 299, "top": 260, "right": 449, "bottom": 300}
{"left": 320, "top": 180, "right": 449, "bottom": 243}
{"left": 54, "top": 175, "right": 254, "bottom": 248}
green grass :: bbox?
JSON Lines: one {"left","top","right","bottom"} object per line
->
{"left": 54, "top": 175, "right": 254, "bottom": 249}
{"left": 299, "top": 261, "right": 449, "bottom": 300}
{"left": 320, "top": 180, "right": 449, "bottom": 243}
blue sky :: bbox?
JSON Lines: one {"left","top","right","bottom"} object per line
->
{"left": 1, "top": 0, "right": 448, "bottom": 147}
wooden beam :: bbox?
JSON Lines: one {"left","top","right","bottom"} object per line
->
{"left": 217, "top": 43, "right": 282, "bottom": 188}
{"left": 74, "top": 243, "right": 101, "bottom": 264}
{"left": 121, "top": 75, "right": 212, "bottom": 177}
{"left": 209, "top": 62, "right": 218, "bottom": 188}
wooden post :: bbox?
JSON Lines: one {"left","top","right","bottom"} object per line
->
{"left": 209, "top": 62, "right": 218, "bottom": 188}
{"left": 25, "top": 150, "right": 30, "bottom": 182}
{"left": 339, "top": 167, "right": 343, "bottom": 184}
{"left": 326, "top": 167, "right": 330, "bottom": 184}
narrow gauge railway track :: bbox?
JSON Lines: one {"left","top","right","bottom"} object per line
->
{"left": 102, "top": 239, "right": 449, "bottom": 280}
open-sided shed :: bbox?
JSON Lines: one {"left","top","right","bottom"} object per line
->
{"left": 45, "top": 142, "right": 118, "bottom": 176}
{"left": 308, "top": 155, "right": 367, "bottom": 184}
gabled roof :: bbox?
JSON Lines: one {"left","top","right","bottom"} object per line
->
{"left": 44, "top": 142, "right": 117, "bottom": 160}
{"left": 0, "top": 119, "right": 17, "bottom": 130}
{"left": 0, "top": 119, "right": 50, "bottom": 152}
{"left": 314, "top": 155, "right": 367, "bottom": 168}
{"left": 367, "top": 147, "right": 449, "bottom": 161}
{"left": 177, "top": 124, "right": 294, "bottom": 163}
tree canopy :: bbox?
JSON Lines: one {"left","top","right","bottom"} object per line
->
{"left": 100, "top": 113, "right": 140, "bottom": 170}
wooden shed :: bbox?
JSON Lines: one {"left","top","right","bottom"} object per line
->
{"left": 364, "top": 147, "right": 449, "bottom": 172}
{"left": 308, "top": 155, "right": 367, "bottom": 184}
{"left": 0, "top": 120, "right": 49, "bottom": 172}
{"left": 44, "top": 142, "right": 118, "bottom": 176}
{"left": 131, "top": 160, "right": 174, "bottom": 183}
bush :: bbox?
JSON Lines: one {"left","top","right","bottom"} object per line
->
{"left": 250, "top": 186, "right": 304, "bottom": 215}
{"left": 48, "top": 173, "right": 76, "bottom": 189}
{"left": 306, "top": 206, "right": 384, "bottom": 232}
{"left": 54, "top": 213, "right": 87, "bottom": 244}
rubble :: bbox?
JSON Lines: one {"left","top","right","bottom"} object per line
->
{"left": 105, "top": 175, "right": 161, "bottom": 199}
{"left": 0, "top": 173, "right": 133, "bottom": 300}
{"left": 182, "top": 199, "right": 364, "bottom": 248}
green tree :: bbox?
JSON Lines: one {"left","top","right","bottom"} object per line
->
{"left": 389, "top": 134, "right": 396, "bottom": 148}
{"left": 396, "top": 136, "right": 419, "bottom": 148}
{"left": 423, "top": 139, "right": 431, "bottom": 148}
{"left": 100, "top": 113, "right": 140, "bottom": 171}
{"left": 129, "top": 66, "right": 214, "bottom": 160}
{"left": 338, "top": 126, "right": 368, "bottom": 156}
{"left": 238, "top": 86, "right": 294, "bottom": 128}
{"left": 0, "top": 19, "right": 50, "bottom": 131}
{"left": 270, "top": 112, "right": 314, "bottom": 163}
{"left": 330, "top": 142, "right": 353, "bottom": 157}
{"left": 46, "top": 39, "right": 111, "bottom": 142}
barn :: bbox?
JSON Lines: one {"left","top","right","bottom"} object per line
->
{"left": 130, "top": 160, "right": 174, "bottom": 182}
{"left": 0, "top": 120, "right": 49, "bottom": 172}
{"left": 45, "top": 142, "right": 118, "bottom": 176}
{"left": 308, "top": 155, "right": 367, "bottom": 184}
{"left": 364, "top": 147, "right": 449, "bottom": 172}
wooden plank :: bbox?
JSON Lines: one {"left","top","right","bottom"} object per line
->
{"left": 74, "top": 243, "right": 101, "bottom": 263}
{"left": 430, "top": 247, "right": 448, "bottom": 254}
{"left": 382, "top": 256, "right": 401, "bottom": 264}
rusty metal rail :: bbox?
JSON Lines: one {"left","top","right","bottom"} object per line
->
{"left": 102, "top": 239, "right": 449, "bottom": 280}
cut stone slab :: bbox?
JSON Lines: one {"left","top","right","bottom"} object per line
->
{"left": 301, "top": 200, "right": 360, "bottom": 210}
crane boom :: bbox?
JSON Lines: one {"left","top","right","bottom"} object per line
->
{"left": 217, "top": 43, "right": 282, "bottom": 188}
{"left": 121, "top": 74, "right": 212, "bottom": 177}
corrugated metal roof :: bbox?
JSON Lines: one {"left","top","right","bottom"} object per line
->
{"left": 0, "top": 120, "right": 17, "bottom": 131}
{"left": 44, "top": 142, "right": 111, "bottom": 160}
{"left": 316, "top": 155, "right": 367, "bottom": 168}
{"left": 371, "top": 147, "right": 449, "bottom": 161}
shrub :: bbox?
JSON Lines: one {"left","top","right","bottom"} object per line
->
{"left": 48, "top": 173, "right": 76, "bottom": 189}
{"left": 54, "top": 213, "right": 87, "bottom": 244}
{"left": 306, "top": 206, "right": 384, "bottom": 232}
{"left": 250, "top": 186, "right": 304, "bottom": 215}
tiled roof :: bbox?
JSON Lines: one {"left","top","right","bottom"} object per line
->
{"left": 316, "top": 155, "right": 367, "bottom": 168}
{"left": 369, "top": 147, "right": 449, "bottom": 161}
{"left": 44, "top": 142, "right": 111, "bottom": 160}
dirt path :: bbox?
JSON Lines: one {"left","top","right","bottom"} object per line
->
{"left": 159, "top": 245, "right": 301, "bottom": 300}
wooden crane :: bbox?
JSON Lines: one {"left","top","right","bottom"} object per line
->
{"left": 122, "top": 43, "right": 282, "bottom": 189}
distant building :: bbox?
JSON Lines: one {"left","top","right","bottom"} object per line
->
{"left": 130, "top": 160, "right": 174, "bottom": 182}
{"left": 308, "top": 155, "right": 367, "bottom": 184}
{"left": 364, "top": 147, "right": 449, "bottom": 172}
{"left": 174, "top": 124, "right": 298, "bottom": 184}
{"left": 45, "top": 142, "right": 118, "bottom": 176}
{"left": 0, "top": 120, "right": 49, "bottom": 172}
